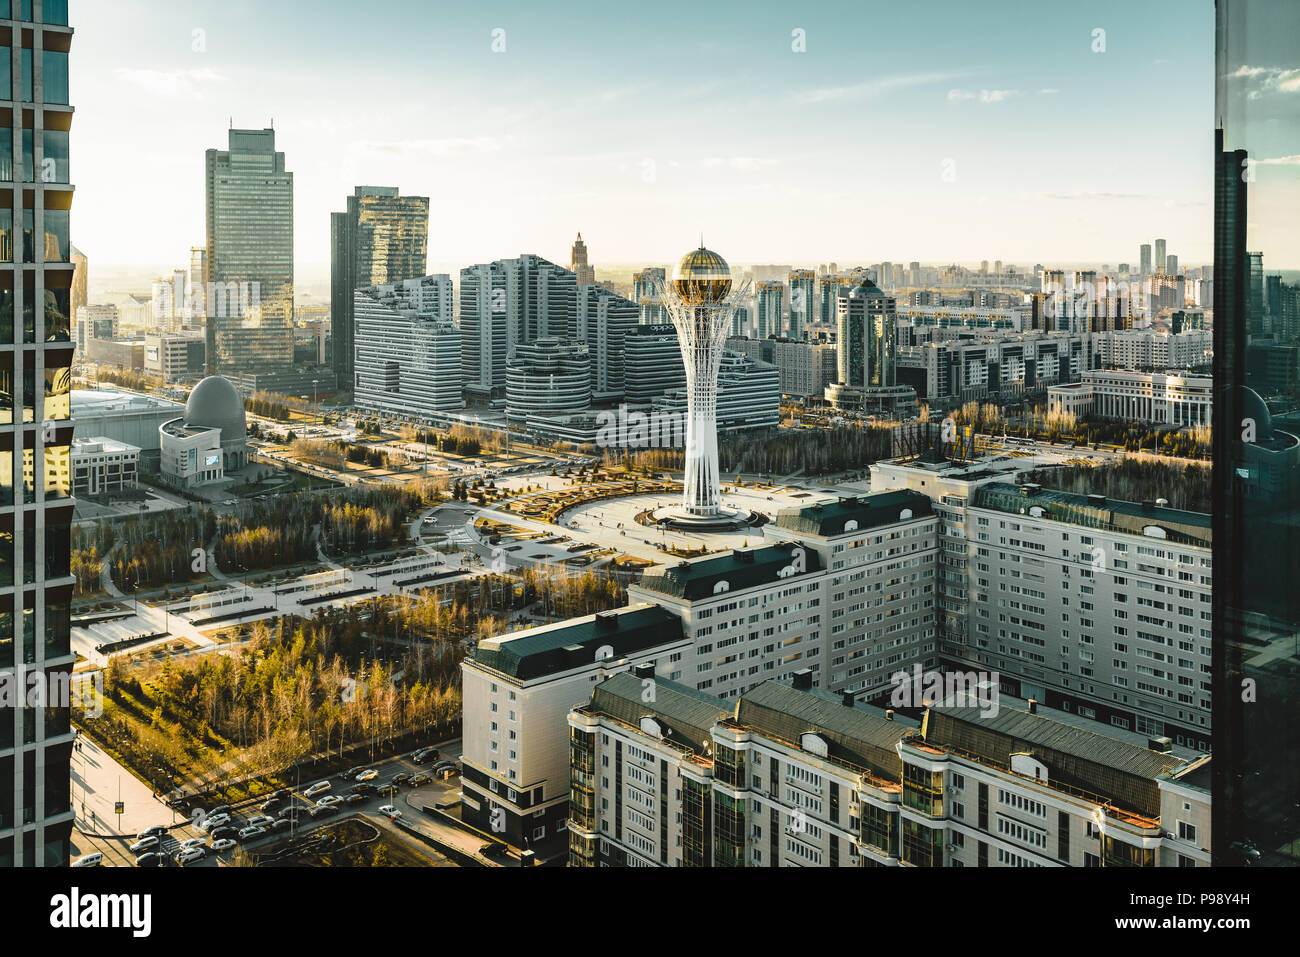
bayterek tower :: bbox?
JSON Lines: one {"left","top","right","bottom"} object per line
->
{"left": 653, "top": 244, "right": 759, "bottom": 531}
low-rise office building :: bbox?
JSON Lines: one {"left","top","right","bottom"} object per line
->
{"left": 71, "top": 437, "right": 140, "bottom": 497}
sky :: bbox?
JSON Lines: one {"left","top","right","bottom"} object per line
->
{"left": 71, "top": 0, "right": 1223, "bottom": 277}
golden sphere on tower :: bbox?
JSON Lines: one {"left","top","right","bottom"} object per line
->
{"left": 671, "top": 245, "right": 732, "bottom": 304}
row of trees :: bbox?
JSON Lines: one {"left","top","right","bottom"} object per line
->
{"left": 622, "top": 424, "right": 894, "bottom": 476}
{"left": 1018, "top": 458, "right": 1212, "bottom": 512}
{"left": 246, "top": 393, "right": 291, "bottom": 420}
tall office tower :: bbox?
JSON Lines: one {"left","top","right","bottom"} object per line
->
{"left": 1247, "top": 251, "right": 1265, "bottom": 335}
{"left": 330, "top": 186, "right": 429, "bottom": 392}
{"left": 979, "top": 260, "right": 989, "bottom": 275}
{"left": 787, "top": 269, "right": 815, "bottom": 338}
{"left": 353, "top": 276, "right": 461, "bottom": 419}
{"left": 204, "top": 127, "right": 294, "bottom": 375}
{"left": 1140, "top": 243, "right": 1152, "bottom": 276}
{"left": 835, "top": 278, "right": 897, "bottom": 389}
{"left": 993, "top": 259, "right": 1002, "bottom": 276}
{"left": 150, "top": 269, "right": 188, "bottom": 333}
{"left": 908, "top": 261, "right": 921, "bottom": 286}
{"left": 188, "top": 247, "right": 206, "bottom": 320}
{"left": 1265, "top": 274, "right": 1282, "bottom": 318}
{"left": 2, "top": 0, "right": 76, "bottom": 867}
{"left": 1166, "top": 253, "right": 1179, "bottom": 277}
{"left": 1214, "top": 0, "right": 1300, "bottom": 867}
{"left": 817, "top": 274, "right": 843, "bottom": 327}
{"left": 1155, "top": 238, "right": 1167, "bottom": 273}
{"left": 755, "top": 280, "right": 784, "bottom": 339}
{"left": 632, "top": 266, "right": 667, "bottom": 323}
{"left": 570, "top": 232, "right": 595, "bottom": 285}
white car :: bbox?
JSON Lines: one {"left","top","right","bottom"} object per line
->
{"left": 315, "top": 795, "right": 342, "bottom": 808}
{"left": 303, "top": 780, "right": 331, "bottom": 798}
{"left": 354, "top": 769, "right": 378, "bottom": 782}
{"left": 176, "top": 847, "right": 206, "bottom": 865}
{"left": 197, "top": 813, "right": 232, "bottom": 833}
{"left": 179, "top": 838, "right": 205, "bottom": 851}
{"left": 211, "top": 838, "right": 237, "bottom": 852}
{"left": 128, "top": 836, "right": 159, "bottom": 854}
{"left": 245, "top": 814, "right": 274, "bottom": 828}
{"left": 378, "top": 805, "right": 401, "bottom": 819}
{"left": 237, "top": 825, "right": 267, "bottom": 842}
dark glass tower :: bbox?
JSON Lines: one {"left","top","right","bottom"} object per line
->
{"left": 330, "top": 187, "right": 429, "bottom": 394}
{"left": 1, "top": 0, "right": 76, "bottom": 867}
{"left": 1213, "top": 0, "right": 1300, "bottom": 866}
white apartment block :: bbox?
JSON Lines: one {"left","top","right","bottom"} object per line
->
{"left": 897, "top": 330, "right": 1096, "bottom": 403}
{"left": 1095, "top": 329, "right": 1212, "bottom": 371}
{"left": 568, "top": 671, "right": 1209, "bottom": 867}
{"left": 962, "top": 482, "right": 1213, "bottom": 751}
{"left": 353, "top": 276, "right": 463, "bottom": 419}
{"left": 459, "top": 604, "right": 691, "bottom": 861}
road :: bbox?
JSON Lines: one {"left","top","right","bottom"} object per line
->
{"left": 73, "top": 737, "right": 471, "bottom": 868}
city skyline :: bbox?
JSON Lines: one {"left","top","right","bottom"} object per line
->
{"left": 69, "top": 0, "right": 1236, "bottom": 271}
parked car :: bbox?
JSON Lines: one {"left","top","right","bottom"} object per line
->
{"left": 270, "top": 818, "right": 293, "bottom": 832}
{"left": 260, "top": 797, "right": 284, "bottom": 813}
{"left": 304, "top": 781, "right": 331, "bottom": 798}
{"left": 278, "top": 805, "right": 306, "bottom": 820}
{"left": 128, "top": 836, "right": 159, "bottom": 854}
{"left": 390, "top": 773, "right": 411, "bottom": 786}
{"left": 135, "top": 851, "right": 165, "bottom": 867}
{"left": 348, "top": 783, "right": 377, "bottom": 796}
{"left": 354, "top": 769, "right": 378, "bottom": 782}
{"left": 237, "top": 825, "right": 267, "bottom": 842}
{"left": 377, "top": 805, "right": 401, "bottom": 820}
{"left": 338, "top": 767, "right": 363, "bottom": 781}
{"left": 209, "top": 826, "right": 239, "bottom": 842}
{"left": 197, "top": 813, "right": 232, "bottom": 833}
{"left": 179, "top": 838, "right": 206, "bottom": 851}
{"left": 211, "top": 838, "right": 237, "bottom": 852}
{"left": 310, "top": 804, "right": 340, "bottom": 819}
{"left": 409, "top": 774, "right": 431, "bottom": 788}
{"left": 316, "top": 795, "right": 343, "bottom": 808}
{"left": 176, "top": 847, "right": 206, "bottom": 865}
{"left": 245, "top": 814, "right": 274, "bottom": 828}
{"left": 137, "top": 825, "right": 167, "bottom": 841}
{"left": 479, "top": 843, "right": 508, "bottom": 858}
{"left": 71, "top": 852, "right": 103, "bottom": 868}
{"left": 208, "top": 804, "right": 233, "bottom": 818}
{"left": 345, "top": 793, "right": 366, "bottom": 805}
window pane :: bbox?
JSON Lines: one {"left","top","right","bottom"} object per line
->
{"left": 41, "top": 50, "right": 68, "bottom": 104}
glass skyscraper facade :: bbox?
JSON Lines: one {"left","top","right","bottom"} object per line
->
{"left": 330, "top": 186, "right": 429, "bottom": 392}
{"left": 204, "top": 127, "right": 294, "bottom": 375}
{"left": 1, "top": 0, "right": 75, "bottom": 868}
{"left": 1213, "top": 0, "right": 1300, "bottom": 867}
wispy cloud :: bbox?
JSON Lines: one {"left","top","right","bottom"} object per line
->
{"left": 354, "top": 137, "right": 507, "bottom": 157}
{"left": 114, "top": 67, "right": 224, "bottom": 99}
{"left": 1038, "top": 88, "right": 1060, "bottom": 95}
{"left": 948, "top": 88, "right": 1021, "bottom": 103}
{"left": 792, "top": 71, "right": 968, "bottom": 104}
{"left": 702, "top": 157, "right": 780, "bottom": 171}
{"left": 1256, "top": 154, "right": 1300, "bottom": 166}
{"left": 1232, "top": 65, "right": 1300, "bottom": 93}
{"left": 1036, "top": 190, "right": 1147, "bottom": 201}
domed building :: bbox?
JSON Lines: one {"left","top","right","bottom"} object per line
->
{"left": 159, "top": 375, "right": 249, "bottom": 488}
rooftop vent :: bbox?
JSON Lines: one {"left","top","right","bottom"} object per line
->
{"left": 1086, "top": 494, "right": 1107, "bottom": 506}
{"left": 1019, "top": 483, "right": 1043, "bottom": 497}
{"left": 884, "top": 709, "right": 895, "bottom": 721}
{"left": 1155, "top": 498, "right": 1169, "bottom": 507}
{"left": 1027, "top": 698, "right": 1038, "bottom": 715}
{"left": 632, "top": 662, "right": 655, "bottom": 680}
{"left": 791, "top": 668, "right": 814, "bottom": 691}
{"left": 841, "top": 692, "right": 855, "bottom": 709}
{"left": 1149, "top": 736, "right": 1173, "bottom": 753}
{"left": 594, "top": 611, "right": 619, "bottom": 632}
{"left": 734, "top": 549, "right": 755, "bottom": 563}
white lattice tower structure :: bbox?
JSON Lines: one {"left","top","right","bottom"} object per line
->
{"left": 654, "top": 246, "right": 749, "bottom": 519}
